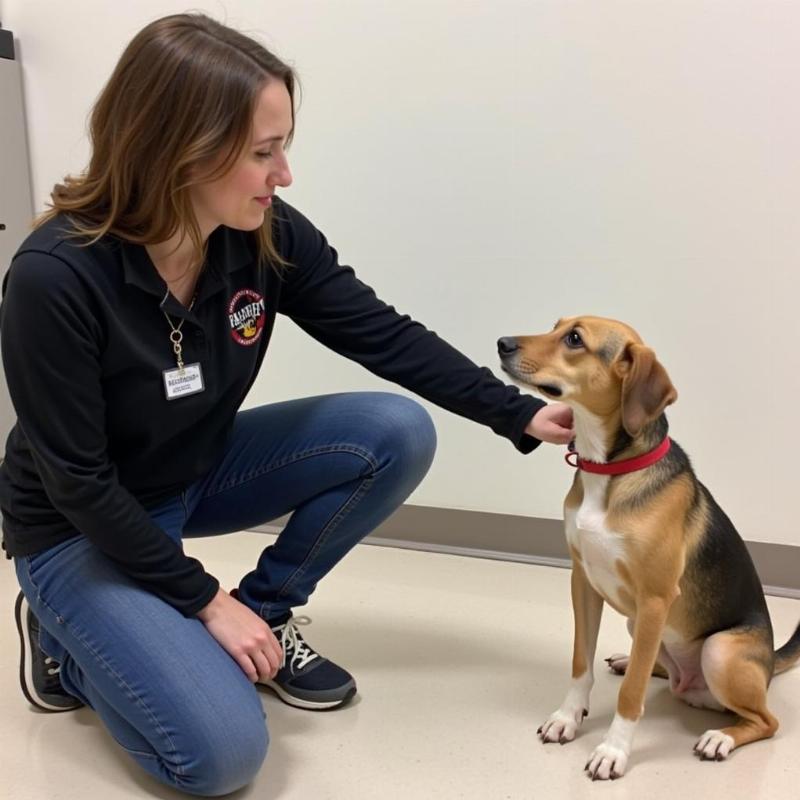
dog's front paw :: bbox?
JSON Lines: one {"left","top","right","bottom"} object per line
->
{"left": 694, "top": 730, "right": 735, "bottom": 761}
{"left": 537, "top": 707, "right": 588, "bottom": 745}
{"left": 585, "top": 742, "right": 629, "bottom": 780}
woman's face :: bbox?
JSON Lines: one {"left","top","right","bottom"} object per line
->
{"left": 190, "top": 79, "right": 294, "bottom": 235}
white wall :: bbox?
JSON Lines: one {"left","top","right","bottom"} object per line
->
{"left": 4, "top": 1, "right": 798, "bottom": 545}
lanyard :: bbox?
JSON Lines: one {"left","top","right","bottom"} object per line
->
{"left": 162, "top": 293, "right": 197, "bottom": 373}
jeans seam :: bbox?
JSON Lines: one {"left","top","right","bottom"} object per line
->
{"left": 116, "top": 745, "right": 161, "bottom": 760}
{"left": 201, "top": 444, "right": 378, "bottom": 501}
{"left": 23, "top": 559, "right": 184, "bottom": 776}
{"left": 264, "top": 472, "right": 375, "bottom": 616}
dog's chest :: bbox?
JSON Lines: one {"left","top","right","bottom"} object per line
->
{"left": 565, "top": 474, "right": 628, "bottom": 606}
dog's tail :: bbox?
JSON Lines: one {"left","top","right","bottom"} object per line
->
{"left": 774, "top": 620, "right": 800, "bottom": 676}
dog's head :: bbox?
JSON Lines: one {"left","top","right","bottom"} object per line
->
{"left": 498, "top": 316, "right": 677, "bottom": 437}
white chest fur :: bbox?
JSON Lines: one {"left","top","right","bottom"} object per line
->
{"left": 565, "top": 473, "right": 627, "bottom": 606}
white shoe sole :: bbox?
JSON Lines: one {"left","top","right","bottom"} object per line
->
{"left": 260, "top": 679, "right": 356, "bottom": 711}
{"left": 15, "top": 593, "right": 79, "bottom": 713}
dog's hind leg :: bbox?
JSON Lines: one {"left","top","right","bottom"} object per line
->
{"left": 606, "top": 619, "right": 669, "bottom": 678}
{"left": 694, "top": 628, "right": 778, "bottom": 761}
{"left": 606, "top": 653, "right": 669, "bottom": 678}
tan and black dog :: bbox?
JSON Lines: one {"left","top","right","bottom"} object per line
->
{"left": 498, "top": 316, "right": 800, "bottom": 780}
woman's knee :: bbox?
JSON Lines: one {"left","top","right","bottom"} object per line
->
{"left": 173, "top": 707, "right": 269, "bottom": 797}
{"left": 371, "top": 393, "right": 437, "bottom": 477}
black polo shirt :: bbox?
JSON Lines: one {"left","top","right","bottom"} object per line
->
{"left": 0, "top": 197, "right": 544, "bottom": 616}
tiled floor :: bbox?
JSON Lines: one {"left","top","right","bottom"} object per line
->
{"left": 2, "top": 531, "right": 799, "bottom": 799}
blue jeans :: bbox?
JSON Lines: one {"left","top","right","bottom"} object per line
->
{"left": 14, "top": 392, "right": 436, "bottom": 796}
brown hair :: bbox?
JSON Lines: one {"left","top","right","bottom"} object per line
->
{"left": 36, "top": 13, "right": 298, "bottom": 269}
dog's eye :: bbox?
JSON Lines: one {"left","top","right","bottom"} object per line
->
{"left": 565, "top": 330, "right": 584, "bottom": 349}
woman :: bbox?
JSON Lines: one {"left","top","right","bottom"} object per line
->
{"left": 0, "top": 13, "right": 573, "bottom": 797}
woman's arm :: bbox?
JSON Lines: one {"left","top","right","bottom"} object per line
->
{"left": 275, "top": 200, "right": 551, "bottom": 453}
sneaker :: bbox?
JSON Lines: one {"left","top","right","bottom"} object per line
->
{"left": 260, "top": 615, "right": 356, "bottom": 711}
{"left": 14, "top": 592, "right": 82, "bottom": 712}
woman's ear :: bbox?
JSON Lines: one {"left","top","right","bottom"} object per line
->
{"left": 617, "top": 343, "right": 677, "bottom": 437}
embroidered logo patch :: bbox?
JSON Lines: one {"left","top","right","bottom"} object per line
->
{"left": 228, "top": 289, "right": 266, "bottom": 346}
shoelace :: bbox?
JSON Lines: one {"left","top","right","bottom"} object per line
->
{"left": 41, "top": 655, "right": 69, "bottom": 694}
{"left": 44, "top": 656, "right": 61, "bottom": 677}
{"left": 274, "top": 616, "right": 319, "bottom": 674}
{"left": 29, "top": 610, "right": 67, "bottom": 690}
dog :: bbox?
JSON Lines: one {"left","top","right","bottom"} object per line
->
{"left": 497, "top": 316, "right": 800, "bottom": 780}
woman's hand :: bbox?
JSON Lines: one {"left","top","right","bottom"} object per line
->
{"left": 197, "top": 589, "right": 283, "bottom": 682}
{"left": 525, "top": 403, "right": 574, "bottom": 445}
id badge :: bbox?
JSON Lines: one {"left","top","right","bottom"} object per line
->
{"left": 163, "top": 362, "right": 205, "bottom": 400}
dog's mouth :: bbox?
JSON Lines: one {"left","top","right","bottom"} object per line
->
{"left": 533, "top": 383, "right": 563, "bottom": 398}
{"left": 500, "top": 361, "right": 528, "bottom": 383}
{"left": 500, "top": 362, "right": 563, "bottom": 398}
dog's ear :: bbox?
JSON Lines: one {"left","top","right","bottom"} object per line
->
{"left": 616, "top": 344, "right": 677, "bottom": 437}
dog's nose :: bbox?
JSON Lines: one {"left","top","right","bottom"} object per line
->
{"left": 497, "top": 337, "right": 519, "bottom": 356}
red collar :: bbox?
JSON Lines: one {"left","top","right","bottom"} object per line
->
{"left": 565, "top": 437, "right": 672, "bottom": 475}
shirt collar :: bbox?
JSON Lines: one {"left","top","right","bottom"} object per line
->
{"left": 120, "top": 225, "right": 256, "bottom": 301}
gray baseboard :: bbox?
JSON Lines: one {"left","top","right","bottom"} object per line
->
{"left": 254, "top": 504, "right": 800, "bottom": 599}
